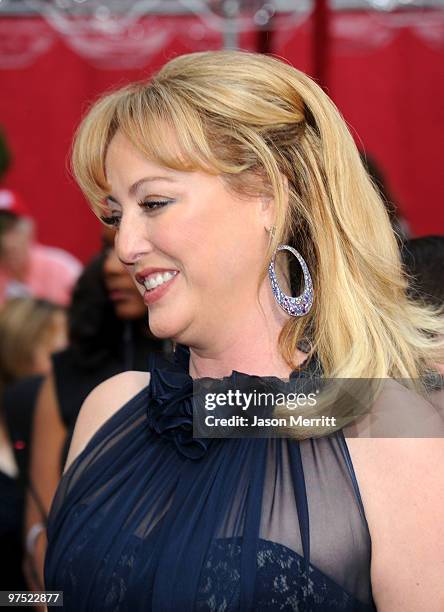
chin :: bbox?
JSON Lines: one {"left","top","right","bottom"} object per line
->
{"left": 148, "top": 313, "right": 190, "bottom": 342}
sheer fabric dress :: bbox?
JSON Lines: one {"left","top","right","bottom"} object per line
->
{"left": 45, "top": 345, "right": 376, "bottom": 611}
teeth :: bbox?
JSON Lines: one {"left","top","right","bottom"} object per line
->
{"left": 143, "top": 271, "right": 176, "bottom": 291}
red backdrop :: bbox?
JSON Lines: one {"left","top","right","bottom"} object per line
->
{"left": 1, "top": 10, "right": 443, "bottom": 263}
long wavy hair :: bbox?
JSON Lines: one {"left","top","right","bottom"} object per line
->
{"left": 71, "top": 51, "right": 443, "bottom": 420}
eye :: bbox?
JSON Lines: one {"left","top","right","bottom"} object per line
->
{"left": 100, "top": 214, "right": 121, "bottom": 228}
{"left": 99, "top": 199, "right": 173, "bottom": 228}
{"left": 138, "top": 199, "right": 173, "bottom": 211}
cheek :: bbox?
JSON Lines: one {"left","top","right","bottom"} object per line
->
{"left": 31, "top": 347, "right": 52, "bottom": 376}
{"left": 192, "top": 221, "right": 262, "bottom": 282}
{"left": 151, "top": 199, "right": 263, "bottom": 292}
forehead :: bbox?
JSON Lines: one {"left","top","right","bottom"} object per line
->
{"left": 103, "top": 129, "right": 225, "bottom": 203}
{"left": 105, "top": 131, "right": 175, "bottom": 179}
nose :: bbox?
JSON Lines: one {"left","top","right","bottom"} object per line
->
{"left": 114, "top": 211, "right": 154, "bottom": 266}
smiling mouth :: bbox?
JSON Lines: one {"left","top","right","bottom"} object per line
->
{"left": 142, "top": 271, "right": 178, "bottom": 292}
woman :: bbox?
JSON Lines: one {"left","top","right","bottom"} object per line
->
{"left": 0, "top": 298, "right": 67, "bottom": 591}
{"left": 44, "top": 51, "right": 444, "bottom": 611}
{"left": 24, "top": 231, "right": 169, "bottom": 590}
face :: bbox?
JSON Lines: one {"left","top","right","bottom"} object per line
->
{"left": 101, "top": 226, "right": 147, "bottom": 320}
{"left": 104, "top": 131, "right": 273, "bottom": 347}
{"left": 32, "top": 310, "right": 68, "bottom": 375}
{"left": 0, "top": 219, "right": 33, "bottom": 278}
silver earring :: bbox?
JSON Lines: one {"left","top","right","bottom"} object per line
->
{"left": 268, "top": 244, "right": 313, "bottom": 317}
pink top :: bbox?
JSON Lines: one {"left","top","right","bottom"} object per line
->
{"left": 0, "top": 243, "right": 83, "bottom": 306}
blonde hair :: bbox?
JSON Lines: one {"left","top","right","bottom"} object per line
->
{"left": 72, "top": 50, "right": 443, "bottom": 428}
{"left": 0, "top": 298, "right": 65, "bottom": 398}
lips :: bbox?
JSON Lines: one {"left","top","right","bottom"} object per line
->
{"left": 135, "top": 268, "right": 179, "bottom": 291}
{"left": 106, "top": 286, "right": 136, "bottom": 301}
{"left": 133, "top": 267, "right": 180, "bottom": 307}
{"left": 108, "top": 287, "right": 133, "bottom": 294}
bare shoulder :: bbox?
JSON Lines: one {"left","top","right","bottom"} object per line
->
{"left": 344, "top": 432, "right": 444, "bottom": 611}
{"left": 345, "top": 379, "right": 443, "bottom": 438}
{"left": 64, "top": 370, "right": 150, "bottom": 473}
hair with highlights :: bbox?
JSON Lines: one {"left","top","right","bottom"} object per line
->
{"left": 71, "top": 51, "right": 444, "bottom": 434}
{"left": 0, "top": 298, "right": 65, "bottom": 400}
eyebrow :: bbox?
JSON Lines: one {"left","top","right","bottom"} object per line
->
{"left": 129, "top": 176, "right": 177, "bottom": 196}
{"left": 106, "top": 176, "right": 177, "bottom": 204}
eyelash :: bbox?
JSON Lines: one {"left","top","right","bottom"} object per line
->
{"left": 100, "top": 200, "right": 172, "bottom": 228}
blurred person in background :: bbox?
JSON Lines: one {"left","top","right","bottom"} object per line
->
{"left": 24, "top": 226, "right": 170, "bottom": 590}
{"left": 360, "top": 152, "right": 411, "bottom": 243}
{"left": 401, "top": 236, "right": 444, "bottom": 316}
{"left": 0, "top": 188, "right": 83, "bottom": 306}
{"left": 402, "top": 235, "right": 444, "bottom": 414}
{"left": 0, "top": 298, "right": 67, "bottom": 592}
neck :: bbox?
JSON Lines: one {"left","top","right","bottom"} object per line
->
{"left": 186, "top": 278, "right": 307, "bottom": 379}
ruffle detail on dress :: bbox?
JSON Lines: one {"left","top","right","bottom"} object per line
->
{"left": 146, "top": 365, "right": 210, "bottom": 460}
{"left": 145, "top": 345, "right": 319, "bottom": 461}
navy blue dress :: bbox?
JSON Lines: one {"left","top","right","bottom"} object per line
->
{"left": 45, "top": 346, "right": 376, "bottom": 611}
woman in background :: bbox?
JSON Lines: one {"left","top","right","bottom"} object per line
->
{"left": 0, "top": 298, "right": 67, "bottom": 591}
{"left": 25, "top": 229, "right": 169, "bottom": 589}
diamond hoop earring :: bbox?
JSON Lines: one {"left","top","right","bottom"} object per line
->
{"left": 268, "top": 245, "right": 314, "bottom": 317}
